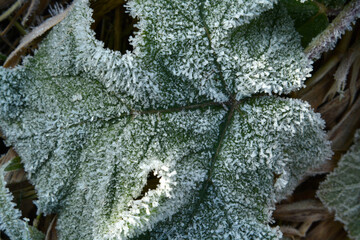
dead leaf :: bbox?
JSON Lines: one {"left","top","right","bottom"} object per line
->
{"left": 0, "top": 0, "right": 23, "bottom": 22}
{"left": 273, "top": 199, "right": 331, "bottom": 222}
{"left": 306, "top": 219, "right": 348, "bottom": 240}
{"left": 45, "top": 216, "right": 58, "bottom": 240}
{"left": 349, "top": 56, "right": 360, "bottom": 105}
{"left": 0, "top": 0, "right": 17, "bottom": 9}
{"left": 328, "top": 94, "right": 360, "bottom": 151}
{"left": 324, "top": 38, "right": 360, "bottom": 102}
{"left": 318, "top": 78, "right": 360, "bottom": 129}
{"left": 280, "top": 225, "right": 303, "bottom": 239}
{"left": 22, "top": 0, "right": 40, "bottom": 26}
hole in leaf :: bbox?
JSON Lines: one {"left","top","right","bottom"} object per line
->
{"left": 91, "top": 0, "right": 137, "bottom": 54}
{"left": 8, "top": 180, "right": 38, "bottom": 217}
{"left": 273, "top": 172, "right": 281, "bottom": 185}
{"left": 0, "top": 232, "right": 10, "bottom": 240}
{"left": 0, "top": 138, "right": 9, "bottom": 155}
{"left": 134, "top": 170, "right": 161, "bottom": 200}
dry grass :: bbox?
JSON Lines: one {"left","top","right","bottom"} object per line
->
{"left": 0, "top": 0, "right": 359, "bottom": 239}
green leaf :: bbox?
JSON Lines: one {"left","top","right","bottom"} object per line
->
{"left": 134, "top": 97, "right": 331, "bottom": 240}
{"left": 318, "top": 0, "right": 347, "bottom": 9}
{"left": 4, "top": 156, "right": 23, "bottom": 172}
{"left": 282, "top": 0, "right": 329, "bottom": 47}
{"left": 0, "top": 162, "right": 44, "bottom": 240}
{"left": 305, "top": 0, "right": 360, "bottom": 60}
{"left": 318, "top": 130, "right": 360, "bottom": 240}
{"left": 0, "top": 53, "right": 6, "bottom": 61}
{"left": 0, "top": 0, "right": 332, "bottom": 239}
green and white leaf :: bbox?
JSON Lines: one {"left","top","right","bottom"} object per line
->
{"left": 318, "top": 130, "right": 360, "bottom": 240}
{"left": 0, "top": 0, "right": 332, "bottom": 239}
{"left": 0, "top": 162, "right": 44, "bottom": 240}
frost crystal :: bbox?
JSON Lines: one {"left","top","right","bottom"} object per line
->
{"left": 0, "top": 162, "right": 44, "bottom": 240}
{"left": 318, "top": 130, "right": 360, "bottom": 240}
{"left": 0, "top": 0, "right": 332, "bottom": 239}
{"left": 305, "top": 0, "right": 360, "bottom": 60}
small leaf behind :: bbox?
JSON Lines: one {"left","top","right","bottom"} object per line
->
{"left": 318, "top": 129, "right": 360, "bottom": 240}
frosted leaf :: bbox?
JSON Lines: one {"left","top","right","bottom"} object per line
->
{"left": 127, "top": 0, "right": 311, "bottom": 101}
{"left": 0, "top": 162, "right": 44, "bottom": 240}
{"left": 30, "top": 0, "right": 311, "bottom": 106}
{"left": 0, "top": 69, "right": 24, "bottom": 120}
{"left": 0, "top": 0, "right": 332, "bottom": 239}
{"left": 127, "top": 0, "right": 228, "bottom": 102}
{"left": 4, "top": 2, "right": 74, "bottom": 68}
{"left": 221, "top": 97, "right": 332, "bottom": 200}
{"left": 318, "top": 129, "right": 360, "bottom": 240}
{"left": 305, "top": 0, "right": 360, "bottom": 60}
{"left": 203, "top": 0, "right": 276, "bottom": 32}
{"left": 133, "top": 97, "right": 331, "bottom": 240}
{"left": 217, "top": 5, "right": 312, "bottom": 100}
{"left": 56, "top": 110, "right": 225, "bottom": 239}
{"left": 39, "top": 0, "right": 208, "bottom": 109}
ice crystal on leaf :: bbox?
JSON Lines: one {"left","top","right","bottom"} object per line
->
{"left": 318, "top": 130, "right": 360, "bottom": 240}
{"left": 0, "top": 162, "right": 44, "bottom": 240}
{"left": 0, "top": 0, "right": 332, "bottom": 239}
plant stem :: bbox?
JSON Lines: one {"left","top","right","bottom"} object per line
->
{"left": 305, "top": 0, "right": 360, "bottom": 60}
{"left": 0, "top": 0, "right": 23, "bottom": 22}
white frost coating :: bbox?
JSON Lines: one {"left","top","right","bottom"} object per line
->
{"left": 140, "top": 97, "right": 331, "bottom": 240}
{"left": 0, "top": 162, "right": 44, "bottom": 240}
{"left": 318, "top": 129, "right": 360, "bottom": 240}
{"left": 4, "top": 2, "right": 74, "bottom": 68}
{"left": 55, "top": 110, "right": 226, "bottom": 239}
{"left": 203, "top": 0, "right": 276, "bottom": 32}
{"left": 0, "top": 0, "right": 332, "bottom": 239}
{"left": 0, "top": 68, "right": 25, "bottom": 120}
{"left": 127, "top": 0, "right": 228, "bottom": 102}
{"left": 305, "top": 0, "right": 360, "bottom": 60}
{"left": 72, "top": 0, "right": 216, "bottom": 108}
{"left": 220, "top": 97, "right": 332, "bottom": 201}
{"left": 217, "top": 5, "right": 312, "bottom": 100}
{"left": 127, "top": 0, "right": 282, "bottom": 101}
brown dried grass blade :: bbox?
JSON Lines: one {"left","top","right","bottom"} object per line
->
{"left": 296, "top": 30, "right": 353, "bottom": 100}
{"left": 0, "top": 148, "right": 17, "bottom": 166}
{"left": 350, "top": 56, "right": 360, "bottom": 105}
{"left": 273, "top": 200, "right": 331, "bottom": 222}
{"left": 306, "top": 155, "right": 339, "bottom": 175}
{"left": 0, "top": 0, "right": 17, "bottom": 9}
{"left": 1, "top": 2, "right": 28, "bottom": 36}
{"left": 21, "top": 0, "right": 39, "bottom": 26}
{"left": 298, "top": 219, "right": 315, "bottom": 237}
{"left": 3, "top": 1, "right": 74, "bottom": 68}
{"left": 45, "top": 215, "right": 58, "bottom": 240}
{"left": 305, "top": 0, "right": 360, "bottom": 60}
{"left": 323, "top": 39, "right": 360, "bottom": 102}
{"left": 318, "top": 78, "right": 360, "bottom": 129}
{"left": 0, "top": 0, "right": 24, "bottom": 22}
{"left": 280, "top": 225, "right": 303, "bottom": 238}
{"left": 328, "top": 94, "right": 360, "bottom": 151}
{"left": 298, "top": 72, "right": 334, "bottom": 109}
{"left": 306, "top": 219, "right": 348, "bottom": 240}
